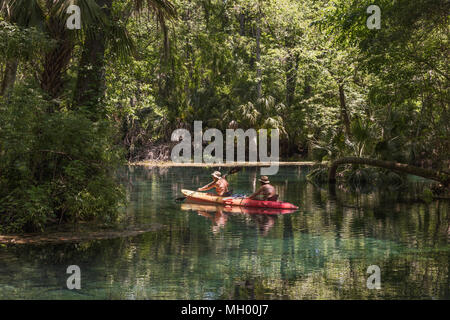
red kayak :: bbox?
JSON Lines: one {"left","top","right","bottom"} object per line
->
{"left": 181, "top": 189, "right": 298, "bottom": 209}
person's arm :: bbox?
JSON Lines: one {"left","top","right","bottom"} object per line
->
{"left": 248, "top": 186, "right": 262, "bottom": 199}
{"left": 198, "top": 181, "right": 216, "bottom": 191}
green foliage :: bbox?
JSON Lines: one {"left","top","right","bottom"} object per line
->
{"left": 327, "top": 0, "right": 449, "bottom": 167}
{"left": 0, "top": 21, "right": 54, "bottom": 61}
{"left": 1, "top": 0, "right": 448, "bottom": 232}
{"left": 0, "top": 86, "right": 126, "bottom": 233}
{"left": 307, "top": 164, "right": 406, "bottom": 189}
{"left": 420, "top": 187, "right": 434, "bottom": 204}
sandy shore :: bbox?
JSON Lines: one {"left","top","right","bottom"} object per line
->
{"left": 0, "top": 224, "right": 165, "bottom": 245}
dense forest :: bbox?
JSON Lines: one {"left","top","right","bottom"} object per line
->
{"left": 0, "top": 0, "right": 448, "bottom": 232}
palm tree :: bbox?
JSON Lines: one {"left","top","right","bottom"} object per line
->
{"left": 0, "top": 0, "right": 45, "bottom": 96}
{"left": 73, "top": 0, "right": 176, "bottom": 120}
{"left": 0, "top": 0, "right": 106, "bottom": 99}
{"left": 1, "top": 0, "right": 176, "bottom": 108}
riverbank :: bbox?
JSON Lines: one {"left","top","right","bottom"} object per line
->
{"left": 129, "top": 161, "right": 322, "bottom": 167}
{"left": 0, "top": 224, "right": 165, "bottom": 245}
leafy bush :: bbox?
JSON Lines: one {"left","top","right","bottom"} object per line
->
{"left": 0, "top": 86, "right": 126, "bottom": 233}
{"left": 0, "top": 21, "right": 54, "bottom": 61}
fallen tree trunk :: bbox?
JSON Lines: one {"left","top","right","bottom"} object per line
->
{"left": 328, "top": 157, "right": 449, "bottom": 187}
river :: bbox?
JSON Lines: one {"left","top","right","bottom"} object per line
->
{"left": 0, "top": 166, "right": 448, "bottom": 299}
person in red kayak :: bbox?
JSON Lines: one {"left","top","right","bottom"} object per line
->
{"left": 197, "top": 171, "right": 231, "bottom": 196}
{"left": 248, "top": 176, "right": 278, "bottom": 201}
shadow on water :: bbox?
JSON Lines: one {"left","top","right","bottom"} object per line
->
{"left": 0, "top": 166, "right": 448, "bottom": 299}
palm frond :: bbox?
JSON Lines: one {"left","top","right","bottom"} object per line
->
{"left": 133, "top": 0, "right": 176, "bottom": 56}
{"left": 2, "top": 0, "right": 45, "bottom": 28}
{"left": 107, "top": 20, "right": 135, "bottom": 60}
{"left": 53, "top": 0, "right": 108, "bottom": 38}
{"left": 134, "top": 0, "right": 177, "bottom": 19}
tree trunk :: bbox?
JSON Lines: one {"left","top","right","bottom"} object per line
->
{"left": 73, "top": 0, "right": 112, "bottom": 120}
{"left": 256, "top": 5, "right": 262, "bottom": 100}
{"left": 285, "top": 36, "right": 298, "bottom": 107}
{"left": 328, "top": 157, "right": 450, "bottom": 187}
{"left": 339, "top": 84, "right": 352, "bottom": 138}
{"left": 202, "top": 0, "right": 210, "bottom": 24}
{"left": 73, "top": 33, "right": 107, "bottom": 112}
{"left": 303, "top": 75, "right": 312, "bottom": 98}
{"left": 0, "top": 59, "right": 18, "bottom": 96}
{"left": 40, "top": 34, "right": 73, "bottom": 101}
{"left": 239, "top": 13, "right": 245, "bottom": 36}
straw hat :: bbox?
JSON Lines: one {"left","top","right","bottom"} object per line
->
{"left": 259, "top": 176, "right": 270, "bottom": 184}
{"left": 212, "top": 171, "right": 222, "bottom": 179}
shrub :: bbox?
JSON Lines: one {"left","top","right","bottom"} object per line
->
{"left": 0, "top": 86, "right": 125, "bottom": 233}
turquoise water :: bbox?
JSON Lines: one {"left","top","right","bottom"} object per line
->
{"left": 0, "top": 166, "right": 449, "bottom": 299}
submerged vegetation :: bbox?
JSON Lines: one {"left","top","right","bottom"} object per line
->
{"left": 0, "top": 0, "right": 449, "bottom": 232}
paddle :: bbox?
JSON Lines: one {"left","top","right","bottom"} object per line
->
{"left": 175, "top": 166, "right": 243, "bottom": 202}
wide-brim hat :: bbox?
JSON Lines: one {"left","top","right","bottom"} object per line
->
{"left": 259, "top": 176, "right": 270, "bottom": 184}
{"left": 212, "top": 171, "right": 222, "bottom": 179}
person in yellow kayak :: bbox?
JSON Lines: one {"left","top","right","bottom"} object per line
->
{"left": 197, "top": 171, "right": 231, "bottom": 197}
{"left": 248, "top": 176, "right": 278, "bottom": 201}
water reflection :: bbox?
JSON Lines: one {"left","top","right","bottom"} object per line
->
{"left": 0, "top": 166, "right": 448, "bottom": 300}
{"left": 180, "top": 202, "right": 296, "bottom": 235}
{"left": 184, "top": 203, "right": 229, "bottom": 234}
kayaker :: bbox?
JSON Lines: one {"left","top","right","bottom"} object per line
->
{"left": 248, "top": 176, "right": 278, "bottom": 201}
{"left": 197, "top": 171, "right": 231, "bottom": 196}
